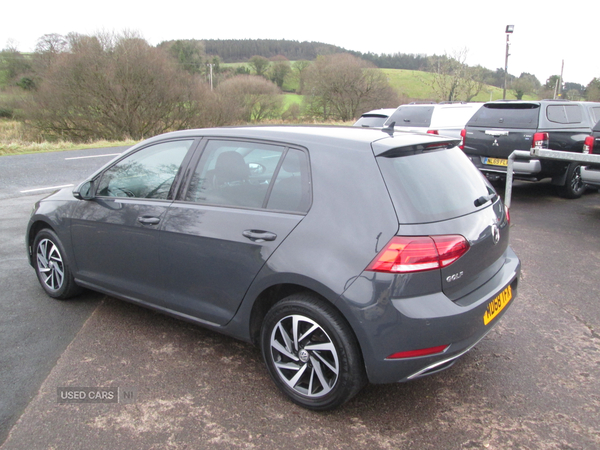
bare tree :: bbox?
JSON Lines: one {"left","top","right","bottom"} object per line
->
{"left": 425, "top": 49, "right": 484, "bottom": 102}
{"left": 303, "top": 53, "right": 399, "bottom": 121}
{"left": 25, "top": 32, "right": 210, "bottom": 141}
{"left": 217, "top": 75, "right": 282, "bottom": 122}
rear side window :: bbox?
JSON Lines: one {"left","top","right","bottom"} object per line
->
{"left": 386, "top": 106, "right": 434, "bottom": 127}
{"left": 377, "top": 147, "right": 493, "bottom": 223}
{"left": 547, "top": 105, "right": 583, "bottom": 124}
{"left": 184, "top": 140, "right": 311, "bottom": 213}
{"left": 468, "top": 104, "right": 539, "bottom": 128}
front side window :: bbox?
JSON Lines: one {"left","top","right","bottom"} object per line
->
{"left": 96, "top": 140, "right": 193, "bottom": 199}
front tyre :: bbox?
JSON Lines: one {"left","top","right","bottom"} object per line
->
{"left": 558, "top": 163, "right": 586, "bottom": 199}
{"left": 33, "top": 229, "right": 82, "bottom": 299}
{"left": 261, "top": 294, "right": 366, "bottom": 410}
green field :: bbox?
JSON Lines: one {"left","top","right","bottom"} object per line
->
{"left": 381, "top": 69, "right": 537, "bottom": 102}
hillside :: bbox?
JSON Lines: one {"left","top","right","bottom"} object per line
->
{"left": 382, "top": 69, "right": 537, "bottom": 102}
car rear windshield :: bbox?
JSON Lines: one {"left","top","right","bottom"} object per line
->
{"left": 354, "top": 115, "right": 388, "bottom": 127}
{"left": 386, "top": 106, "right": 434, "bottom": 127}
{"left": 377, "top": 147, "right": 493, "bottom": 224}
{"left": 467, "top": 103, "right": 540, "bottom": 128}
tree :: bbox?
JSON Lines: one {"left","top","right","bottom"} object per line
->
{"left": 540, "top": 75, "right": 562, "bottom": 99}
{"left": 459, "top": 66, "right": 486, "bottom": 101}
{"left": 269, "top": 55, "right": 291, "bottom": 89}
{"left": 33, "top": 34, "right": 68, "bottom": 74}
{"left": 291, "top": 60, "right": 310, "bottom": 94}
{"left": 303, "top": 53, "right": 399, "bottom": 121}
{"left": 249, "top": 55, "right": 270, "bottom": 77}
{"left": 511, "top": 73, "right": 541, "bottom": 100}
{"left": 425, "top": 49, "right": 486, "bottom": 102}
{"left": 159, "top": 39, "right": 205, "bottom": 74}
{"left": 0, "top": 44, "right": 31, "bottom": 85}
{"left": 586, "top": 78, "right": 600, "bottom": 101}
{"left": 217, "top": 75, "right": 282, "bottom": 122}
{"left": 25, "top": 32, "right": 210, "bottom": 141}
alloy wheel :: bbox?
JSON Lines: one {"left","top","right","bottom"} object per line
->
{"left": 36, "top": 238, "right": 65, "bottom": 291}
{"left": 269, "top": 314, "right": 339, "bottom": 398}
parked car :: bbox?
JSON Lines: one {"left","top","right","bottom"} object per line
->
{"left": 353, "top": 108, "right": 396, "bottom": 127}
{"left": 462, "top": 100, "right": 600, "bottom": 198}
{"left": 581, "top": 119, "right": 600, "bottom": 189}
{"left": 27, "top": 126, "right": 520, "bottom": 410}
{"left": 383, "top": 102, "right": 483, "bottom": 138}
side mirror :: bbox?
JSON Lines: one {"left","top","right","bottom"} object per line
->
{"left": 73, "top": 180, "right": 94, "bottom": 200}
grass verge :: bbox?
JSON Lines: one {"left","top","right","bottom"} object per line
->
{"left": 0, "top": 120, "right": 138, "bottom": 156}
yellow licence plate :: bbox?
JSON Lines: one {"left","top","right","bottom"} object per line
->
{"left": 484, "top": 157, "right": 508, "bottom": 166}
{"left": 483, "top": 285, "right": 512, "bottom": 325}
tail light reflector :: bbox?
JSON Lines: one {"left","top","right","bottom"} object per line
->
{"left": 387, "top": 344, "right": 449, "bottom": 359}
{"left": 532, "top": 132, "right": 549, "bottom": 150}
{"left": 459, "top": 129, "right": 467, "bottom": 150}
{"left": 583, "top": 135, "right": 595, "bottom": 154}
{"left": 366, "top": 235, "right": 469, "bottom": 274}
{"left": 427, "top": 130, "right": 439, "bottom": 135}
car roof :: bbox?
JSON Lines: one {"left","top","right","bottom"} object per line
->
{"left": 131, "top": 125, "right": 460, "bottom": 157}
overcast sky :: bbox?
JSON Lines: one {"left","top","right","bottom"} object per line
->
{"left": 3, "top": 0, "right": 597, "bottom": 87}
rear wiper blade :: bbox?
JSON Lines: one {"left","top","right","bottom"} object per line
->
{"left": 474, "top": 193, "right": 497, "bottom": 207}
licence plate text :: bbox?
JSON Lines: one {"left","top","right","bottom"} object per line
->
{"left": 483, "top": 285, "right": 512, "bottom": 325}
{"left": 484, "top": 158, "right": 508, "bottom": 166}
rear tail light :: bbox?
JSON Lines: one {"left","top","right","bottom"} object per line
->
{"left": 366, "top": 235, "right": 470, "bottom": 274}
{"left": 583, "top": 135, "right": 595, "bottom": 154}
{"left": 427, "top": 130, "right": 439, "bottom": 135}
{"left": 532, "top": 132, "right": 549, "bottom": 150}
{"left": 459, "top": 129, "right": 466, "bottom": 150}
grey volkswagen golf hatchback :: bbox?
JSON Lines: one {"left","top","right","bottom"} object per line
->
{"left": 27, "top": 126, "right": 520, "bottom": 410}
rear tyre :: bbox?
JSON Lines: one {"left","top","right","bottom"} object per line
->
{"left": 557, "top": 163, "right": 586, "bottom": 199}
{"left": 260, "top": 294, "right": 366, "bottom": 411}
{"left": 33, "top": 229, "right": 82, "bottom": 299}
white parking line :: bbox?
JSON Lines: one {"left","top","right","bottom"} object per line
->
{"left": 65, "top": 153, "right": 121, "bottom": 160}
{"left": 20, "top": 184, "right": 74, "bottom": 193}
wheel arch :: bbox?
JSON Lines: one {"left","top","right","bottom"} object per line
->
{"left": 27, "top": 219, "right": 56, "bottom": 265}
{"left": 246, "top": 281, "right": 366, "bottom": 372}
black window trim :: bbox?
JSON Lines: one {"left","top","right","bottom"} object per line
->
{"left": 92, "top": 137, "right": 200, "bottom": 201}
{"left": 175, "top": 136, "right": 313, "bottom": 215}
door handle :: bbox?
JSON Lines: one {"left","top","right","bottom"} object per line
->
{"left": 138, "top": 216, "right": 161, "bottom": 225}
{"left": 242, "top": 230, "right": 277, "bottom": 242}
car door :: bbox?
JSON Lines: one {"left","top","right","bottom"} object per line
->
{"left": 70, "top": 139, "right": 197, "bottom": 300}
{"left": 158, "top": 139, "right": 311, "bottom": 325}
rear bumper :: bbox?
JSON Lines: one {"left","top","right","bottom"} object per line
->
{"left": 582, "top": 165, "right": 600, "bottom": 188}
{"left": 339, "top": 246, "right": 521, "bottom": 384}
{"left": 468, "top": 154, "right": 542, "bottom": 176}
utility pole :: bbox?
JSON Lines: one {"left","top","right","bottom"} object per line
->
{"left": 207, "top": 63, "right": 214, "bottom": 90}
{"left": 503, "top": 25, "right": 514, "bottom": 100}
{"left": 558, "top": 60, "right": 564, "bottom": 99}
